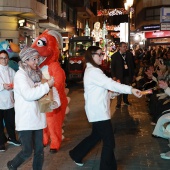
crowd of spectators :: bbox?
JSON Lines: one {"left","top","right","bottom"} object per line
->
{"left": 133, "top": 45, "right": 170, "bottom": 159}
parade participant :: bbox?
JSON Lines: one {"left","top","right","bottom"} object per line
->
{"left": 7, "top": 47, "right": 56, "bottom": 170}
{"left": 69, "top": 46, "right": 142, "bottom": 170}
{"left": 0, "top": 50, "right": 20, "bottom": 152}
{"left": 32, "top": 30, "right": 69, "bottom": 153}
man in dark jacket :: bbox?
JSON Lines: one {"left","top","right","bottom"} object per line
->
{"left": 111, "top": 42, "right": 135, "bottom": 109}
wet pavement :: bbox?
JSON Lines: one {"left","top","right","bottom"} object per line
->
{"left": 0, "top": 82, "right": 170, "bottom": 170}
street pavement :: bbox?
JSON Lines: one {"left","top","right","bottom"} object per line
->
{"left": 0, "top": 82, "right": 170, "bottom": 170}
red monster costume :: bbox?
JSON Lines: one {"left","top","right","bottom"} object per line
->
{"left": 32, "top": 30, "right": 68, "bottom": 153}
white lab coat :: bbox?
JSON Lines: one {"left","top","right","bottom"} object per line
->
{"left": 84, "top": 63, "right": 132, "bottom": 122}
{"left": 14, "top": 67, "right": 50, "bottom": 131}
{"left": 0, "top": 65, "right": 15, "bottom": 109}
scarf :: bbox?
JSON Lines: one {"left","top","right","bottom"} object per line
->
{"left": 19, "top": 61, "right": 42, "bottom": 83}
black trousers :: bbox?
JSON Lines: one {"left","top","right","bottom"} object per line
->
{"left": 117, "top": 76, "right": 130, "bottom": 105}
{"left": 149, "top": 94, "right": 170, "bottom": 123}
{"left": 70, "top": 119, "right": 117, "bottom": 170}
{"left": 0, "top": 108, "right": 16, "bottom": 145}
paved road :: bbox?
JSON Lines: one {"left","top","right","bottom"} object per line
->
{"left": 0, "top": 82, "right": 169, "bottom": 170}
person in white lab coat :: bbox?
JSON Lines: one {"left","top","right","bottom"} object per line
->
{"left": 69, "top": 46, "right": 142, "bottom": 170}
{"left": 0, "top": 50, "right": 21, "bottom": 152}
{"left": 7, "top": 47, "right": 60, "bottom": 170}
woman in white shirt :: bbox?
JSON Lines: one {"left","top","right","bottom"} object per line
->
{"left": 69, "top": 46, "right": 142, "bottom": 170}
{"left": 7, "top": 47, "right": 59, "bottom": 170}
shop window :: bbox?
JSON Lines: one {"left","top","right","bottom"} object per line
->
{"left": 145, "top": 8, "right": 160, "bottom": 21}
{"left": 69, "top": 8, "right": 73, "bottom": 24}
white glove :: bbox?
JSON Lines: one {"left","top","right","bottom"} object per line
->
{"left": 131, "top": 88, "right": 142, "bottom": 98}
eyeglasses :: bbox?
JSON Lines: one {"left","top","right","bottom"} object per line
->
{"left": 92, "top": 53, "right": 104, "bottom": 57}
{"left": 28, "top": 57, "right": 39, "bottom": 62}
{"left": 0, "top": 57, "right": 8, "bottom": 60}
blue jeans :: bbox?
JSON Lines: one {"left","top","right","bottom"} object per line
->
{"left": 9, "top": 130, "right": 44, "bottom": 170}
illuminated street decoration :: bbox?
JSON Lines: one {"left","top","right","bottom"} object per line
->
{"left": 120, "top": 23, "right": 128, "bottom": 42}
{"left": 85, "top": 22, "right": 90, "bottom": 36}
{"left": 106, "top": 25, "right": 120, "bottom": 31}
{"left": 91, "top": 22, "right": 102, "bottom": 42}
{"left": 97, "top": 8, "right": 127, "bottom": 16}
{"left": 110, "top": 32, "right": 120, "bottom": 38}
{"left": 102, "top": 22, "right": 108, "bottom": 40}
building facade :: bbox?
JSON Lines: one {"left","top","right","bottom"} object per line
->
{"left": 134, "top": 0, "right": 170, "bottom": 48}
{"left": 0, "top": 0, "right": 99, "bottom": 49}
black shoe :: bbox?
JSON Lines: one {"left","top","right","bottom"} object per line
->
{"left": 7, "top": 161, "right": 17, "bottom": 170}
{"left": 7, "top": 138, "right": 21, "bottom": 146}
{"left": 0, "top": 144, "right": 5, "bottom": 152}
{"left": 152, "top": 134, "right": 160, "bottom": 138}
{"left": 69, "top": 150, "right": 84, "bottom": 166}
{"left": 124, "top": 102, "right": 131, "bottom": 106}
{"left": 116, "top": 104, "right": 121, "bottom": 109}
{"left": 50, "top": 148, "right": 57, "bottom": 153}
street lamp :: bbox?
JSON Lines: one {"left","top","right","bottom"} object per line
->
{"left": 124, "top": 0, "right": 134, "bottom": 50}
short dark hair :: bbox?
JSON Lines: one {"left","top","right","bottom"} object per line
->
{"left": 84, "top": 46, "right": 102, "bottom": 68}
{"left": 119, "top": 42, "right": 127, "bottom": 47}
{"left": 0, "top": 50, "right": 9, "bottom": 57}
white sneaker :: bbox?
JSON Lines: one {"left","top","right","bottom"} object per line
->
{"left": 74, "top": 161, "right": 84, "bottom": 166}
{"left": 160, "top": 153, "right": 170, "bottom": 159}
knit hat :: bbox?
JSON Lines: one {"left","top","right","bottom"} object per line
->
{"left": 19, "top": 46, "right": 39, "bottom": 62}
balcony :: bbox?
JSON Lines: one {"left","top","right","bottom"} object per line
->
{"left": 39, "top": 8, "right": 66, "bottom": 32}
{"left": 0, "top": 0, "right": 47, "bottom": 19}
{"left": 77, "top": 7, "right": 95, "bottom": 19}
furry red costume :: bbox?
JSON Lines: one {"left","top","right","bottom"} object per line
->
{"left": 32, "top": 30, "right": 68, "bottom": 153}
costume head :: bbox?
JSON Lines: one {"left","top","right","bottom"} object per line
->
{"left": 31, "top": 29, "right": 63, "bottom": 67}
{"left": 0, "top": 41, "right": 20, "bottom": 59}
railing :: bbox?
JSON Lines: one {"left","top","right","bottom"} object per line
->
{"left": 47, "top": 8, "right": 66, "bottom": 29}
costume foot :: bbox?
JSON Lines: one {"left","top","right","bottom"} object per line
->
{"left": 50, "top": 148, "right": 58, "bottom": 153}
{"left": 43, "top": 144, "right": 48, "bottom": 147}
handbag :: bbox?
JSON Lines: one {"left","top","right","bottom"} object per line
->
{"left": 38, "top": 79, "right": 54, "bottom": 113}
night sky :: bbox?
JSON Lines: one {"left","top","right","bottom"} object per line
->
{"left": 100, "top": 0, "right": 124, "bottom": 9}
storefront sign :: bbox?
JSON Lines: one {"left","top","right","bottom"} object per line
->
{"left": 149, "top": 37, "right": 170, "bottom": 44}
{"left": 142, "top": 25, "right": 160, "bottom": 31}
{"left": 161, "top": 23, "right": 170, "bottom": 30}
{"left": 145, "top": 31, "right": 170, "bottom": 38}
{"left": 18, "top": 19, "right": 35, "bottom": 30}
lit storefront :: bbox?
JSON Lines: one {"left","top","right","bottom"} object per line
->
{"left": 145, "top": 30, "right": 170, "bottom": 48}
{"left": 18, "top": 19, "right": 36, "bottom": 48}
